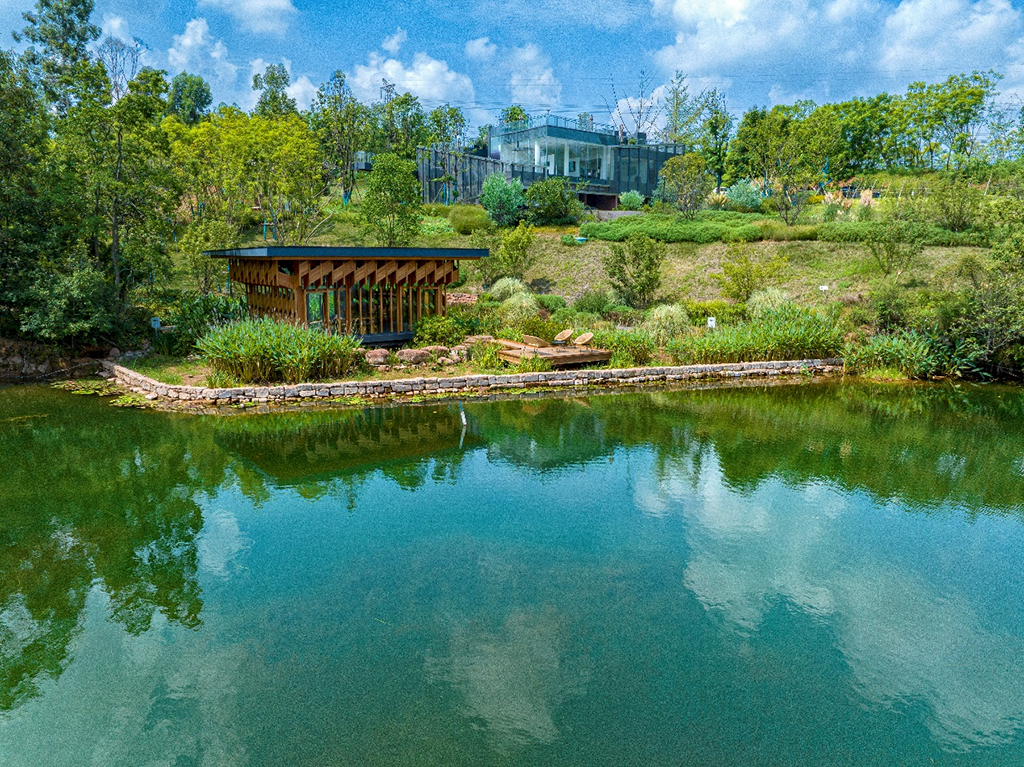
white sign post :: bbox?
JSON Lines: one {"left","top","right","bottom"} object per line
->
{"left": 707, "top": 316, "right": 717, "bottom": 330}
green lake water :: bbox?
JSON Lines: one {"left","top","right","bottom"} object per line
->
{"left": 2, "top": 380, "right": 1024, "bottom": 765}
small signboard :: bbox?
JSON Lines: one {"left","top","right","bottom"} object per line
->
{"left": 150, "top": 317, "right": 161, "bottom": 330}
{"left": 707, "top": 316, "right": 717, "bottom": 329}
{"left": 819, "top": 285, "right": 829, "bottom": 293}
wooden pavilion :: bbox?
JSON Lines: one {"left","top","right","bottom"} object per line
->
{"left": 207, "top": 246, "right": 487, "bottom": 345}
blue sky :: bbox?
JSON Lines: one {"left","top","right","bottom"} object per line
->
{"left": 2, "top": 0, "right": 1022, "bottom": 127}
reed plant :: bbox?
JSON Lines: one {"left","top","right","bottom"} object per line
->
{"left": 667, "top": 304, "right": 845, "bottom": 365}
{"left": 843, "top": 330, "right": 939, "bottom": 379}
{"left": 197, "top": 318, "right": 363, "bottom": 384}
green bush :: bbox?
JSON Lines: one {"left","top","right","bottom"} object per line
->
{"left": 844, "top": 330, "right": 939, "bottom": 379}
{"left": 817, "top": 221, "right": 989, "bottom": 247}
{"left": 448, "top": 205, "right": 492, "bottom": 235}
{"left": 574, "top": 289, "right": 615, "bottom": 315}
{"left": 157, "top": 292, "right": 247, "bottom": 355}
{"left": 618, "top": 190, "right": 645, "bottom": 211}
{"left": 560, "top": 234, "right": 581, "bottom": 247}
{"left": 724, "top": 180, "right": 765, "bottom": 213}
{"left": 551, "top": 307, "right": 601, "bottom": 327}
{"left": 421, "top": 216, "right": 456, "bottom": 236}
{"left": 711, "top": 243, "right": 789, "bottom": 302}
{"left": 641, "top": 304, "right": 690, "bottom": 346}
{"left": 21, "top": 263, "right": 117, "bottom": 346}
{"left": 525, "top": 177, "right": 584, "bottom": 224}
{"left": 579, "top": 211, "right": 766, "bottom": 244}
{"left": 479, "top": 173, "right": 526, "bottom": 227}
{"left": 514, "top": 354, "right": 553, "bottom": 373}
{"left": 413, "top": 315, "right": 472, "bottom": 347}
{"left": 198, "top": 318, "right": 363, "bottom": 384}
{"left": 746, "top": 288, "right": 791, "bottom": 322}
{"left": 489, "top": 277, "right": 530, "bottom": 302}
{"left": 536, "top": 294, "right": 567, "bottom": 312}
{"left": 722, "top": 224, "right": 763, "bottom": 242}
{"left": 603, "top": 232, "right": 666, "bottom": 308}
{"left": 495, "top": 222, "right": 536, "bottom": 280}
{"left": 498, "top": 292, "right": 541, "bottom": 324}
{"left": 666, "top": 304, "right": 845, "bottom": 365}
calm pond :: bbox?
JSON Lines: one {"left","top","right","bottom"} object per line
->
{"left": 2, "top": 381, "right": 1024, "bottom": 765}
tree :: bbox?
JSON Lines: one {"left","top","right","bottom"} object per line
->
{"left": 176, "top": 219, "right": 235, "bottom": 294}
{"left": 358, "top": 152, "right": 422, "bottom": 246}
{"left": 0, "top": 50, "right": 48, "bottom": 334}
{"left": 426, "top": 104, "right": 467, "bottom": 204}
{"left": 663, "top": 71, "right": 705, "bottom": 145}
{"left": 309, "top": 71, "right": 370, "bottom": 201}
{"left": 500, "top": 105, "right": 528, "bottom": 126}
{"left": 697, "top": 89, "right": 733, "bottom": 188}
{"left": 603, "top": 232, "right": 665, "bottom": 308}
{"left": 371, "top": 92, "right": 427, "bottom": 159}
{"left": 14, "top": 0, "right": 100, "bottom": 113}
{"left": 167, "top": 72, "right": 212, "bottom": 125}
{"left": 495, "top": 221, "right": 536, "bottom": 280}
{"left": 865, "top": 220, "right": 924, "bottom": 278}
{"left": 610, "top": 70, "right": 662, "bottom": 140}
{"left": 658, "top": 153, "right": 713, "bottom": 219}
{"left": 252, "top": 63, "right": 297, "bottom": 117}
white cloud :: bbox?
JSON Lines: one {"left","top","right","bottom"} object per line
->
{"left": 198, "top": 0, "right": 298, "bottom": 35}
{"left": 287, "top": 75, "right": 319, "bottom": 111}
{"left": 100, "top": 13, "right": 132, "bottom": 42}
{"left": 508, "top": 44, "right": 562, "bottom": 110}
{"left": 651, "top": 0, "right": 1024, "bottom": 106}
{"left": 473, "top": 0, "right": 641, "bottom": 30}
{"left": 382, "top": 27, "right": 408, "bottom": 55}
{"left": 465, "top": 36, "right": 497, "bottom": 61}
{"left": 168, "top": 18, "right": 238, "bottom": 85}
{"left": 349, "top": 51, "right": 476, "bottom": 107}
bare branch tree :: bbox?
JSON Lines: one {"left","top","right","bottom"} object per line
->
{"left": 608, "top": 70, "right": 663, "bottom": 141}
{"left": 97, "top": 36, "right": 144, "bottom": 101}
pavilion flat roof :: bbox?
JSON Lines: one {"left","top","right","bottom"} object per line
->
{"left": 205, "top": 246, "right": 488, "bottom": 260}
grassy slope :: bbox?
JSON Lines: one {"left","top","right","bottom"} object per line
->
{"left": 228, "top": 210, "right": 985, "bottom": 306}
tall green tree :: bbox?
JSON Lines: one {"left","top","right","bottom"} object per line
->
{"left": 167, "top": 72, "right": 212, "bottom": 125}
{"left": 697, "top": 89, "right": 733, "bottom": 188}
{"left": 371, "top": 92, "right": 427, "bottom": 159}
{"left": 252, "top": 63, "right": 297, "bottom": 117}
{"left": 309, "top": 71, "right": 370, "bottom": 201}
{"left": 663, "top": 71, "right": 705, "bottom": 146}
{"left": 13, "top": 0, "right": 100, "bottom": 113}
{"left": 358, "top": 152, "right": 422, "bottom": 246}
{"left": 426, "top": 104, "right": 467, "bottom": 204}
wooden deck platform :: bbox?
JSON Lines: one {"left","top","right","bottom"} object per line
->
{"left": 497, "top": 342, "right": 611, "bottom": 368}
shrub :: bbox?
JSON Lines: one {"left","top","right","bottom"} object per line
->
{"left": 414, "top": 315, "right": 470, "bottom": 347}
{"left": 159, "top": 292, "right": 247, "bottom": 355}
{"left": 603, "top": 232, "right": 666, "bottom": 309}
{"left": 746, "top": 288, "right": 791, "bottom": 322}
{"left": 498, "top": 292, "right": 541, "bottom": 324}
{"left": 525, "top": 177, "right": 584, "bottom": 224}
{"left": 551, "top": 306, "right": 601, "bottom": 327}
{"left": 711, "top": 243, "right": 789, "bottom": 302}
{"left": 641, "top": 304, "right": 691, "bottom": 346}
{"left": 929, "top": 178, "right": 983, "bottom": 232}
{"left": 844, "top": 330, "right": 939, "bottom": 379}
{"left": 479, "top": 173, "right": 526, "bottom": 227}
{"left": 495, "top": 221, "right": 537, "bottom": 280}
{"left": 447, "top": 205, "right": 492, "bottom": 235}
{"left": 618, "top": 190, "right": 645, "bottom": 211}
{"left": 468, "top": 340, "right": 503, "bottom": 370}
{"left": 21, "top": 262, "right": 116, "bottom": 346}
{"left": 574, "top": 290, "right": 615, "bottom": 315}
{"left": 514, "top": 354, "right": 552, "bottom": 373}
{"left": 198, "top": 318, "right": 363, "bottom": 384}
{"left": 722, "top": 224, "right": 763, "bottom": 242}
{"left": 489, "top": 277, "right": 530, "bottom": 302}
{"left": 724, "top": 180, "right": 764, "bottom": 213}
{"left": 536, "top": 294, "right": 567, "bottom": 312}
{"left": 864, "top": 220, "right": 924, "bottom": 278}
{"left": 870, "top": 282, "right": 912, "bottom": 332}
{"left": 667, "top": 304, "right": 845, "bottom": 364}
{"left": 579, "top": 212, "right": 764, "bottom": 244}
{"left": 560, "top": 234, "right": 581, "bottom": 246}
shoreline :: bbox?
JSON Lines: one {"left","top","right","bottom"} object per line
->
{"left": 99, "top": 358, "right": 845, "bottom": 413}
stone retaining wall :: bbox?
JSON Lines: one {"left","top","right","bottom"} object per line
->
{"left": 101, "top": 358, "right": 844, "bottom": 404}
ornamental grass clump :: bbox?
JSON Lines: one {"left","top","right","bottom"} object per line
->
{"left": 666, "top": 304, "right": 845, "bottom": 365}
{"left": 640, "top": 304, "right": 690, "bottom": 346}
{"left": 489, "top": 277, "right": 530, "bottom": 302}
{"left": 198, "top": 317, "right": 363, "bottom": 384}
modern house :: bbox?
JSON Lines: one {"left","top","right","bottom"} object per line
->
{"left": 207, "top": 246, "right": 486, "bottom": 345}
{"left": 417, "top": 115, "right": 688, "bottom": 208}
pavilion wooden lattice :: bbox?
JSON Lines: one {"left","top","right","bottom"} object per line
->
{"left": 207, "top": 246, "right": 487, "bottom": 344}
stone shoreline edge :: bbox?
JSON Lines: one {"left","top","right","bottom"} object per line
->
{"left": 100, "top": 358, "right": 845, "bottom": 404}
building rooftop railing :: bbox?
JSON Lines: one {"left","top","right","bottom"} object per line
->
{"left": 492, "top": 114, "right": 618, "bottom": 138}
